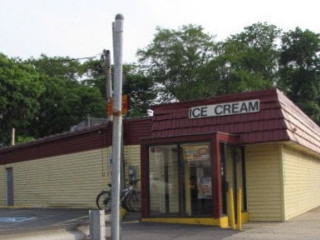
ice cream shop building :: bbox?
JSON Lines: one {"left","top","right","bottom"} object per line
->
{"left": 1, "top": 89, "right": 320, "bottom": 227}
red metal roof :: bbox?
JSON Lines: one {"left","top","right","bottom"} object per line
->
{"left": 151, "top": 89, "right": 320, "bottom": 155}
{"left": 0, "top": 117, "right": 152, "bottom": 164}
{"left": 2, "top": 89, "right": 320, "bottom": 164}
{"left": 278, "top": 90, "right": 320, "bottom": 154}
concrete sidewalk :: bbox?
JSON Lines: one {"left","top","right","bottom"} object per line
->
{"left": 224, "top": 206, "right": 320, "bottom": 240}
{"left": 1, "top": 207, "right": 320, "bottom": 240}
{"left": 0, "top": 209, "right": 236, "bottom": 240}
{"left": 121, "top": 222, "right": 236, "bottom": 240}
{"left": 0, "top": 209, "right": 90, "bottom": 240}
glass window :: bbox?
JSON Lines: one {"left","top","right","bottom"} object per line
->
{"left": 148, "top": 142, "right": 212, "bottom": 217}
{"left": 148, "top": 145, "right": 179, "bottom": 216}
{"left": 220, "top": 143, "right": 247, "bottom": 214}
{"left": 181, "top": 143, "right": 212, "bottom": 216}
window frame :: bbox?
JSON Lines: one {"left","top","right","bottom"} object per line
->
{"left": 141, "top": 132, "right": 239, "bottom": 219}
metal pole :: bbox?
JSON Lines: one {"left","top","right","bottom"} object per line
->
{"left": 89, "top": 210, "right": 106, "bottom": 240}
{"left": 103, "top": 49, "right": 113, "bottom": 121}
{"left": 111, "top": 13, "right": 124, "bottom": 240}
{"left": 111, "top": 24, "right": 124, "bottom": 189}
{"left": 11, "top": 128, "right": 15, "bottom": 146}
{"left": 104, "top": 49, "right": 112, "bottom": 100}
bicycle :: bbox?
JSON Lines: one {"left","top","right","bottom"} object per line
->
{"left": 96, "top": 179, "right": 141, "bottom": 212}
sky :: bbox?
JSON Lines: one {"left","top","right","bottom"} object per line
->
{"left": 1, "top": 0, "right": 319, "bottom": 63}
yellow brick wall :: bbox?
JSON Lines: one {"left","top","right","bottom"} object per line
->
{"left": 0, "top": 169, "right": 5, "bottom": 206}
{"left": 245, "top": 144, "right": 283, "bottom": 221}
{"left": 123, "top": 145, "right": 142, "bottom": 189}
{"left": 282, "top": 145, "right": 320, "bottom": 220}
{"left": 5, "top": 141, "right": 320, "bottom": 221}
{"left": 0, "top": 145, "right": 141, "bottom": 208}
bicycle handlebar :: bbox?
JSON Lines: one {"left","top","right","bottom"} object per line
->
{"left": 107, "top": 179, "right": 139, "bottom": 188}
{"left": 129, "top": 179, "right": 140, "bottom": 185}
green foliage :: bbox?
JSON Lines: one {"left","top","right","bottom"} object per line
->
{"left": 213, "top": 22, "right": 281, "bottom": 94}
{"left": 279, "top": 28, "right": 320, "bottom": 122}
{"left": 2, "top": 22, "right": 320, "bottom": 144}
{"left": 79, "top": 58, "right": 106, "bottom": 97}
{"left": 16, "top": 136, "right": 35, "bottom": 144}
{"left": 0, "top": 53, "right": 44, "bottom": 145}
{"left": 137, "top": 24, "right": 217, "bottom": 102}
{"left": 137, "top": 23, "right": 281, "bottom": 101}
{"left": 123, "top": 70, "right": 156, "bottom": 117}
{"left": 26, "top": 55, "right": 105, "bottom": 138}
{"left": 28, "top": 54, "right": 81, "bottom": 81}
{"left": 137, "top": 22, "right": 320, "bottom": 124}
{"left": 79, "top": 60, "right": 156, "bottom": 117}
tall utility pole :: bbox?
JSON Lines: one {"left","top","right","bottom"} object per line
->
{"left": 111, "top": 13, "right": 124, "bottom": 240}
{"left": 103, "top": 49, "right": 113, "bottom": 122}
{"left": 11, "top": 128, "right": 15, "bottom": 146}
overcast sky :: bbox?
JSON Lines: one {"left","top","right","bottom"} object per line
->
{"left": 1, "top": 0, "right": 319, "bottom": 63}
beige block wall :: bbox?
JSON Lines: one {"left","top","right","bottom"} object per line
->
{"left": 245, "top": 144, "right": 283, "bottom": 221}
{"left": 124, "top": 145, "right": 141, "bottom": 186}
{"left": 282, "top": 145, "right": 320, "bottom": 220}
{"left": 0, "top": 169, "right": 4, "bottom": 205}
{"left": 0, "top": 145, "right": 141, "bottom": 208}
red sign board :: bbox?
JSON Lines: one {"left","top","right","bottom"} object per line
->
{"left": 106, "top": 95, "right": 129, "bottom": 116}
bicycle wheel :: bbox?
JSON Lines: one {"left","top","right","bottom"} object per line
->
{"left": 127, "top": 191, "right": 141, "bottom": 212}
{"left": 96, "top": 191, "right": 111, "bottom": 211}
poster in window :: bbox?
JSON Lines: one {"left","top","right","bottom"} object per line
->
{"left": 183, "top": 145, "right": 210, "bottom": 165}
{"left": 197, "top": 176, "right": 212, "bottom": 199}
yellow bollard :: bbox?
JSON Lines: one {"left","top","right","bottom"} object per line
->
{"left": 236, "top": 188, "right": 242, "bottom": 231}
{"left": 120, "top": 207, "right": 127, "bottom": 220}
{"left": 227, "top": 187, "right": 236, "bottom": 229}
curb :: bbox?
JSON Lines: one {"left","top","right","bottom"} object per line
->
{"left": 0, "top": 209, "right": 128, "bottom": 240}
{"left": 0, "top": 210, "right": 127, "bottom": 240}
{"left": 0, "top": 226, "right": 89, "bottom": 240}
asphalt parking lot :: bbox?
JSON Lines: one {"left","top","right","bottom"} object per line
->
{"left": 0, "top": 207, "right": 320, "bottom": 240}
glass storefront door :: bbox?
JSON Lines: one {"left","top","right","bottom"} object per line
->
{"left": 220, "top": 143, "right": 247, "bottom": 215}
{"left": 143, "top": 133, "right": 245, "bottom": 221}
{"left": 148, "top": 142, "right": 212, "bottom": 217}
{"left": 181, "top": 143, "right": 213, "bottom": 216}
{"left": 148, "top": 145, "right": 180, "bottom": 216}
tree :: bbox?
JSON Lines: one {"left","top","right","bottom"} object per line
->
{"left": 137, "top": 24, "right": 217, "bottom": 102}
{"left": 28, "top": 54, "right": 81, "bottom": 81}
{"left": 123, "top": 68, "right": 156, "bottom": 117}
{"left": 80, "top": 59, "right": 157, "bottom": 117}
{"left": 279, "top": 28, "right": 320, "bottom": 123}
{"left": 26, "top": 55, "right": 105, "bottom": 138}
{"left": 79, "top": 58, "right": 106, "bottom": 97}
{"left": 0, "top": 53, "right": 44, "bottom": 145}
{"left": 209, "top": 22, "right": 281, "bottom": 94}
